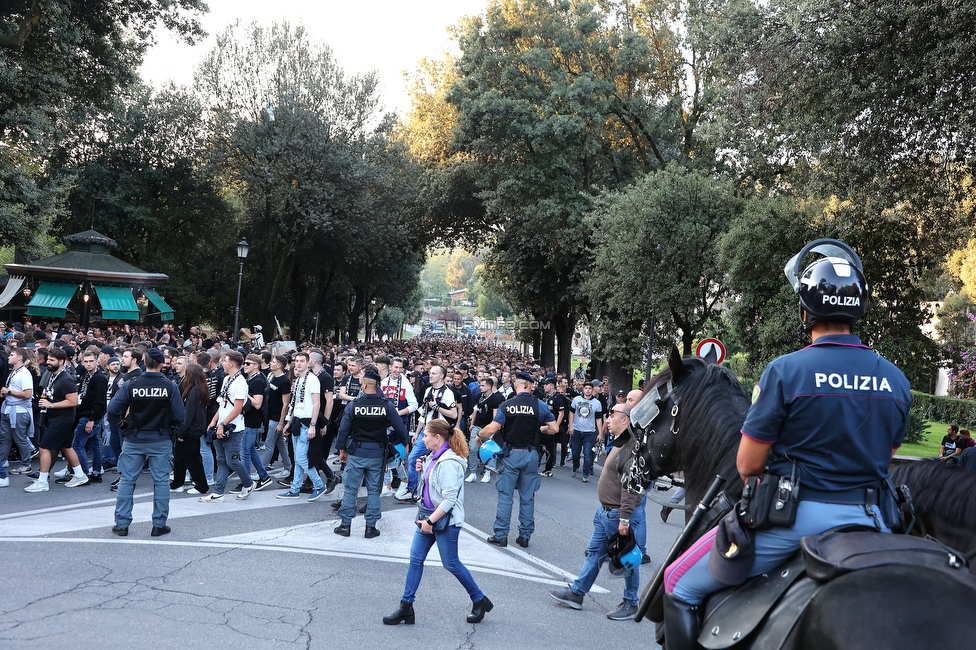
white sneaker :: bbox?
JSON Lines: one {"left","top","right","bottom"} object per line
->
{"left": 25, "top": 479, "right": 49, "bottom": 493}
{"left": 187, "top": 487, "right": 206, "bottom": 495}
{"left": 465, "top": 472, "right": 477, "bottom": 483}
{"left": 65, "top": 474, "right": 89, "bottom": 488}
{"left": 199, "top": 493, "right": 224, "bottom": 502}
{"left": 394, "top": 485, "right": 410, "bottom": 500}
{"left": 236, "top": 482, "right": 254, "bottom": 500}
{"left": 53, "top": 467, "right": 70, "bottom": 479}
{"left": 381, "top": 485, "right": 394, "bottom": 497}
{"left": 0, "top": 477, "right": 9, "bottom": 487}
{"left": 170, "top": 486, "right": 186, "bottom": 493}
{"left": 481, "top": 471, "right": 492, "bottom": 483}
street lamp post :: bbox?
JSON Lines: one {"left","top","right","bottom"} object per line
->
{"left": 233, "top": 238, "right": 249, "bottom": 345}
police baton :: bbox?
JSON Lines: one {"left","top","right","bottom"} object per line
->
{"left": 635, "top": 474, "right": 726, "bottom": 623}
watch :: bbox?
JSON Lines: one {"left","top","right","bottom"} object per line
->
{"left": 619, "top": 518, "right": 630, "bottom": 526}
{"left": 425, "top": 518, "right": 434, "bottom": 526}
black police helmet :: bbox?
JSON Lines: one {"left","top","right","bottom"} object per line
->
{"left": 607, "top": 530, "right": 640, "bottom": 577}
{"left": 784, "top": 239, "right": 867, "bottom": 333}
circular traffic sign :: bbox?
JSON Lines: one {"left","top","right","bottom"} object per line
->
{"left": 695, "top": 337, "right": 726, "bottom": 365}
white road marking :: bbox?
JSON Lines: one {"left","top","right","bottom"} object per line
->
{"left": 0, "top": 493, "right": 611, "bottom": 593}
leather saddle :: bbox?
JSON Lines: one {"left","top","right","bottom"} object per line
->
{"left": 694, "top": 526, "right": 970, "bottom": 650}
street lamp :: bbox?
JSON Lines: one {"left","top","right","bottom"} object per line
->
{"left": 233, "top": 238, "right": 249, "bottom": 344}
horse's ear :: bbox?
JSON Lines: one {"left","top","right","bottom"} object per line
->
{"left": 703, "top": 345, "right": 719, "bottom": 365}
{"left": 668, "top": 345, "right": 689, "bottom": 383}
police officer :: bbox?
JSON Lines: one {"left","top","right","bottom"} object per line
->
{"left": 334, "top": 370, "right": 409, "bottom": 538}
{"left": 663, "top": 239, "right": 912, "bottom": 650}
{"left": 476, "top": 371, "right": 557, "bottom": 548}
{"left": 108, "top": 347, "right": 185, "bottom": 537}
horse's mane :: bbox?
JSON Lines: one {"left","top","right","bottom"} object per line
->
{"left": 649, "top": 356, "right": 751, "bottom": 500}
{"left": 891, "top": 460, "right": 976, "bottom": 529}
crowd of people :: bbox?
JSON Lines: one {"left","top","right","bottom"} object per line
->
{"left": 0, "top": 318, "right": 650, "bottom": 621}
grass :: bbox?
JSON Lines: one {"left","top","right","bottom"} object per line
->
{"left": 898, "top": 418, "right": 951, "bottom": 458}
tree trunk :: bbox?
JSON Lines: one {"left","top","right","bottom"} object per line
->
{"left": 531, "top": 327, "right": 542, "bottom": 360}
{"left": 348, "top": 287, "right": 366, "bottom": 342}
{"left": 553, "top": 312, "right": 577, "bottom": 376}
{"left": 541, "top": 320, "right": 556, "bottom": 369}
{"left": 289, "top": 263, "right": 306, "bottom": 342}
{"left": 606, "top": 358, "right": 634, "bottom": 394}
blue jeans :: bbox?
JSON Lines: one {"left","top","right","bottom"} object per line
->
{"left": 406, "top": 434, "right": 429, "bottom": 493}
{"left": 633, "top": 496, "right": 647, "bottom": 553}
{"left": 402, "top": 524, "right": 484, "bottom": 604}
{"left": 288, "top": 425, "right": 324, "bottom": 492}
{"left": 200, "top": 436, "right": 214, "bottom": 483}
{"left": 570, "top": 506, "right": 640, "bottom": 606}
{"left": 108, "top": 420, "right": 123, "bottom": 464}
{"left": 260, "top": 419, "right": 291, "bottom": 472}
{"left": 242, "top": 426, "right": 269, "bottom": 480}
{"left": 666, "top": 500, "right": 889, "bottom": 604}
{"left": 339, "top": 454, "right": 384, "bottom": 526}
{"left": 71, "top": 417, "right": 103, "bottom": 474}
{"left": 493, "top": 448, "right": 541, "bottom": 539}
{"left": 571, "top": 430, "right": 597, "bottom": 477}
{"left": 114, "top": 436, "right": 172, "bottom": 528}
{"left": 213, "top": 429, "right": 252, "bottom": 495}
{"left": 101, "top": 416, "right": 117, "bottom": 465}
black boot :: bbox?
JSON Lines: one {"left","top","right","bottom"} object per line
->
{"left": 663, "top": 593, "right": 701, "bottom": 650}
{"left": 467, "top": 596, "right": 493, "bottom": 623}
{"left": 383, "top": 600, "right": 415, "bottom": 625}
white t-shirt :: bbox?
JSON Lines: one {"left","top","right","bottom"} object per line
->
{"left": 2, "top": 366, "right": 33, "bottom": 413}
{"left": 290, "top": 371, "right": 320, "bottom": 420}
{"left": 217, "top": 372, "right": 248, "bottom": 429}
{"left": 420, "top": 383, "right": 457, "bottom": 426}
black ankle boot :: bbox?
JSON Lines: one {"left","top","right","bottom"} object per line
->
{"left": 383, "top": 600, "right": 415, "bottom": 625}
{"left": 467, "top": 595, "right": 493, "bottom": 623}
{"left": 663, "top": 593, "right": 701, "bottom": 650}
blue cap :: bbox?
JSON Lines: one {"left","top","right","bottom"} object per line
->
{"left": 363, "top": 370, "right": 381, "bottom": 382}
{"left": 515, "top": 371, "right": 534, "bottom": 382}
{"left": 146, "top": 347, "right": 165, "bottom": 363}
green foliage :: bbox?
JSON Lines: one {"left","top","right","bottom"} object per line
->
{"left": 423, "top": 252, "right": 451, "bottom": 297}
{"left": 446, "top": 250, "right": 480, "bottom": 289}
{"left": 57, "top": 85, "right": 237, "bottom": 326}
{"left": 936, "top": 292, "right": 976, "bottom": 362}
{"left": 0, "top": 0, "right": 206, "bottom": 256}
{"left": 196, "top": 21, "right": 425, "bottom": 339}
{"left": 909, "top": 391, "right": 976, "bottom": 430}
{"left": 372, "top": 307, "right": 405, "bottom": 340}
{"left": 947, "top": 238, "right": 976, "bottom": 298}
{"left": 903, "top": 409, "right": 926, "bottom": 446}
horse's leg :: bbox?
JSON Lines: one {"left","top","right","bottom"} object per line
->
{"left": 789, "top": 565, "right": 976, "bottom": 650}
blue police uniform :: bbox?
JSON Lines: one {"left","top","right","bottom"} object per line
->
{"left": 336, "top": 390, "right": 409, "bottom": 531}
{"left": 108, "top": 371, "right": 185, "bottom": 531}
{"left": 490, "top": 391, "right": 555, "bottom": 542}
{"left": 666, "top": 334, "right": 911, "bottom": 604}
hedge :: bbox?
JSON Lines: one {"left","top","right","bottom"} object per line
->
{"left": 910, "top": 390, "right": 976, "bottom": 428}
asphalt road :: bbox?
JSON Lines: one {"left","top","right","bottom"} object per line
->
{"left": 0, "top": 457, "right": 680, "bottom": 649}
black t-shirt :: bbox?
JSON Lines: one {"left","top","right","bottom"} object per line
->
{"left": 545, "top": 392, "right": 567, "bottom": 432}
{"left": 243, "top": 371, "right": 268, "bottom": 428}
{"left": 942, "top": 434, "right": 962, "bottom": 457}
{"left": 45, "top": 370, "right": 77, "bottom": 420}
{"left": 474, "top": 391, "right": 505, "bottom": 428}
{"left": 267, "top": 373, "right": 291, "bottom": 422}
{"left": 317, "top": 369, "right": 334, "bottom": 419}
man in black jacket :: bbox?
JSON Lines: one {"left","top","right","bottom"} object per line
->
{"left": 64, "top": 351, "right": 108, "bottom": 483}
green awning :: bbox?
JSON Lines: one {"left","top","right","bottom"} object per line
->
{"left": 26, "top": 282, "right": 77, "bottom": 318}
{"left": 94, "top": 285, "right": 139, "bottom": 321}
{"left": 142, "top": 288, "right": 174, "bottom": 321}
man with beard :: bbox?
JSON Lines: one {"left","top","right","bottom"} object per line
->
{"left": 25, "top": 348, "right": 88, "bottom": 491}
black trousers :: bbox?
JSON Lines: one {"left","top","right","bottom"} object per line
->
{"left": 171, "top": 434, "right": 209, "bottom": 492}
{"left": 541, "top": 433, "right": 557, "bottom": 472}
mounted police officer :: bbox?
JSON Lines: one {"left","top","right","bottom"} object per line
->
{"left": 662, "top": 239, "right": 911, "bottom": 650}
{"left": 334, "top": 369, "right": 409, "bottom": 539}
{"left": 108, "top": 347, "right": 185, "bottom": 537}
{"left": 476, "top": 371, "right": 557, "bottom": 548}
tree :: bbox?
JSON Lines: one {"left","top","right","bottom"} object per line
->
{"left": 56, "top": 85, "right": 237, "bottom": 326}
{"left": 445, "top": 250, "right": 480, "bottom": 289}
{"left": 0, "top": 0, "right": 206, "bottom": 256}
{"left": 197, "top": 21, "right": 425, "bottom": 338}
{"left": 588, "top": 165, "right": 744, "bottom": 357}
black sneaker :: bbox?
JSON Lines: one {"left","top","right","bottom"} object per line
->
{"left": 88, "top": 474, "right": 103, "bottom": 483}
{"left": 254, "top": 477, "right": 273, "bottom": 491}
{"left": 228, "top": 484, "right": 243, "bottom": 494}
{"left": 276, "top": 478, "right": 293, "bottom": 488}
{"left": 486, "top": 535, "right": 508, "bottom": 547}
{"left": 55, "top": 474, "right": 73, "bottom": 484}
{"left": 516, "top": 535, "right": 529, "bottom": 548}
{"left": 325, "top": 474, "right": 340, "bottom": 494}
{"left": 333, "top": 524, "right": 351, "bottom": 537}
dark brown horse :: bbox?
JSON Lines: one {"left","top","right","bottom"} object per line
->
{"left": 628, "top": 348, "right": 976, "bottom": 649}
